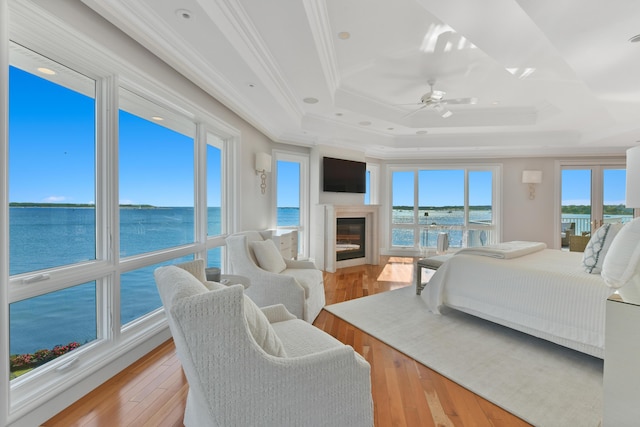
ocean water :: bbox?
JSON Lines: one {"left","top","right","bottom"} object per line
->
{"left": 393, "top": 208, "right": 493, "bottom": 248}
{"left": 9, "top": 206, "right": 299, "bottom": 356}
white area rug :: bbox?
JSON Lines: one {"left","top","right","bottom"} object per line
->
{"left": 325, "top": 287, "right": 603, "bottom": 427}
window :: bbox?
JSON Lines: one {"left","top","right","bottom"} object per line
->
{"left": 277, "top": 160, "right": 300, "bottom": 227}
{"left": 560, "top": 163, "right": 632, "bottom": 248}
{"left": 391, "top": 171, "right": 415, "bottom": 247}
{"left": 8, "top": 43, "right": 99, "bottom": 377}
{"left": 9, "top": 45, "right": 97, "bottom": 275}
{"left": 9, "top": 282, "right": 97, "bottom": 379}
{"left": 4, "top": 19, "right": 235, "bottom": 418}
{"left": 390, "top": 166, "right": 499, "bottom": 252}
{"left": 274, "top": 151, "right": 309, "bottom": 257}
{"left": 119, "top": 88, "right": 196, "bottom": 257}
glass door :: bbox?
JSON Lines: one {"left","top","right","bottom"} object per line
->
{"left": 561, "top": 165, "right": 631, "bottom": 250}
{"left": 561, "top": 168, "right": 592, "bottom": 249}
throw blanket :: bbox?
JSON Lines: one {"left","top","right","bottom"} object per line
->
{"left": 455, "top": 241, "right": 546, "bottom": 259}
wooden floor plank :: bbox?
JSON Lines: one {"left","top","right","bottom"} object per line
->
{"left": 44, "top": 256, "right": 531, "bottom": 427}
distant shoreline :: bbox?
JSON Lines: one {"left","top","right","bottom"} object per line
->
{"left": 10, "top": 202, "right": 156, "bottom": 209}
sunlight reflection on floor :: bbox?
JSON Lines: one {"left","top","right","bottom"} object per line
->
{"left": 376, "top": 256, "right": 438, "bottom": 291}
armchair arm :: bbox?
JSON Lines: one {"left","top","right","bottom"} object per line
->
{"left": 260, "top": 304, "right": 296, "bottom": 323}
{"left": 284, "top": 258, "right": 318, "bottom": 269}
{"left": 243, "top": 273, "right": 306, "bottom": 319}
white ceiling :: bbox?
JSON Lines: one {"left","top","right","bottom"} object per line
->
{"left": 82, "top": 0, "right": 640, "bottom": 159}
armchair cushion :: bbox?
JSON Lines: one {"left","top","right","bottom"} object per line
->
{"left": 251, "top": 239, "right": 287, "bottom": 273}
{"left": 281, "top": 268, "right": 323, "bottom": 298}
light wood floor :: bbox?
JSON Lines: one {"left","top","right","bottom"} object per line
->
{"left": 44, "top": 256, "right": 531, "bottom": 426}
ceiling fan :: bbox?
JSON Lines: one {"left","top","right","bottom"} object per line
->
{"left": 399, "top": 80, "right": 478, "bottom": 118}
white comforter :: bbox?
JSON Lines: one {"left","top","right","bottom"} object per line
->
{"left": 425, "top": 249, "right": 614, "bottom": 358}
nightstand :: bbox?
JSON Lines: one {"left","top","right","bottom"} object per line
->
{"left": 603, "top": 294, "right": 640, "bottom": 426}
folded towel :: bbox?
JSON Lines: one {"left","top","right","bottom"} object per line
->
{"left": 455, "top": 241, "right": 547, "bottom": 259}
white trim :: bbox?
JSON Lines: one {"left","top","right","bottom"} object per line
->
{"left": 366, "top": 162, "right": 381, "bottom": 205}
{"left": 0, "top": 0, "right": 10, "bottom": 424}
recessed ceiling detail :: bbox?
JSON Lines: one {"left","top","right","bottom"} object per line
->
{"left": 81, "top": 0, "right": 640, "bottom": 159}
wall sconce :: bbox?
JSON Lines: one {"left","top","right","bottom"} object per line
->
{"left": 522, "top": 170, "right": 542, "bottom": 200}
{"left": 626, "top": 146, "right": 640, "bottom": 208}
{"left": 255, "top": 152, "right": 272, "bottom": 194}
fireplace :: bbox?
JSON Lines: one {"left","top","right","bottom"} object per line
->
{"left": 336, "top": 217, "right": 366, "bottom": 261}
{"left": 316, "top": 204, "right": 379, "bottom": 272}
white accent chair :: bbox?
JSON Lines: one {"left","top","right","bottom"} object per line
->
{"left": 225, "top": 231, "right": 326, "bottom": 323}
{"left": 154, "top": 261, "right": 373, "bottom": 427}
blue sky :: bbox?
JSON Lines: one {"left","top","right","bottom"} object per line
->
{"left": 9, "top": 65, "right": 221, "bottom": 207}
{"left": 9, "top": 65, "right": 627, "bottom": 208}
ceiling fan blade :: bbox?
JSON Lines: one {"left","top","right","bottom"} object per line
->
{"left": 401, "top": 104, "right": 428, "bottom": 119}
{"left": 433, "top": 103, "right": 453, "bottom": 118}
{"left": 441, "top": 97, "right": 478, "bottom": 105}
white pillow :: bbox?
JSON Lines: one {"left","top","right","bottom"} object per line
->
{"left": 171, "top": 267, "right": 286, "bottom": 357}
{"left": 582, "top": 222, "right": 623, "bottom": 274}
{"left": 601, "top": 218, "right": 640, "bottom": 288}
{"left": 251, "top": 239, "right": 286, "bottom": 273}
{"left": 242, "top": 295, "right": 287, "bottom": 357}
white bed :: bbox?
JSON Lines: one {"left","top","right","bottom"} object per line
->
{"left": 425, "top": 248, "right": 614, "bottom": 358}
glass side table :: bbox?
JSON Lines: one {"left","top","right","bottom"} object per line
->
{"left": 205, "top": 267, "right": 250, "bottom": 289}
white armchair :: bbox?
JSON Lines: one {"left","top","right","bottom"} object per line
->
{"left": 225, "top": 231, "right": 326, "bottom": 323}
{"left": 154, "top": 262, "right": 373, "bottom": 427}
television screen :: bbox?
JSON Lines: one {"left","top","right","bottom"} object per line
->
{"left": 323, "top": 157, "right": 366, "bottom": 193}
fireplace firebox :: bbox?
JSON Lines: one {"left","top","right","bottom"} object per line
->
{"left": 336, "top": 217, "right": 366, "bottom": 261}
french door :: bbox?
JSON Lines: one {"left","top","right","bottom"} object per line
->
{"left": 560, "top": 164, "right": 631, "bottom": 248}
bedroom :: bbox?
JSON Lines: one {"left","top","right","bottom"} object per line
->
{"left": 2, "top": 0, "right": 640, "bottom": 426}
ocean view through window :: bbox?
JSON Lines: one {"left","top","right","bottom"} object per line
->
{"left": 7, "top": 41, "right": 232, "bottom": 387}
{"left": 8, "top": 42, "right": 100, "bottom": 378}
{"left": 391, "top": 167, "right": 498, "bottom": 250}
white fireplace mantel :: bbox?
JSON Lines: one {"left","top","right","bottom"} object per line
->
{"left": 317, "top": 204, "right": 380, "bottom": 272}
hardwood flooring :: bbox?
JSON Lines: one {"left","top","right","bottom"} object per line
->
{"left": 44, "top": 256, "right": 531, "bottom": 426}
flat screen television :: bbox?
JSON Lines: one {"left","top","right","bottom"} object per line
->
{"left": 322, "top": 156, "right": 366, "bottom": 193}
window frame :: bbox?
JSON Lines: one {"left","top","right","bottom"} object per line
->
{"left": 386, "top": 163, "right": 501, "bottom": 255}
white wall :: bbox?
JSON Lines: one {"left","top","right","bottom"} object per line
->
{"left": 501, "top": 158, "right": 557, "bottom": 246}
